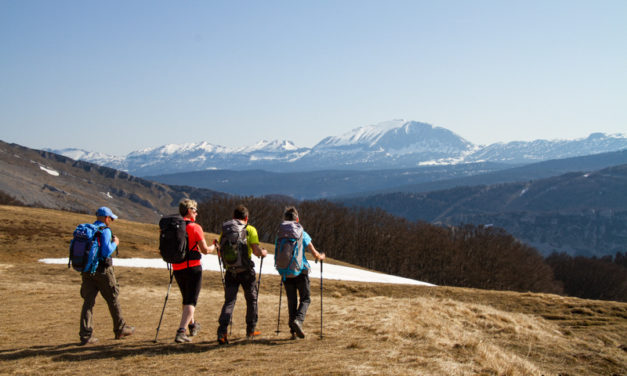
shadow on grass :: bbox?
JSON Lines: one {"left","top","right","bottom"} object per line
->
{"left": 0, "top": 337, "right": 298, "bottom": 362}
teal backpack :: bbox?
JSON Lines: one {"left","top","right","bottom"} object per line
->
{"left": 274, "top": 221, "right": 307, "bottom": 279}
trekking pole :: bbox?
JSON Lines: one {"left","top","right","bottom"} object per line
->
{"left": 250, "top": 257, "right": 264, "bottom": 341}
{"left": 276, "top": 278, "right": 283, "bottom": 335}
{"left": 319, "top": 258, "right": 324, "bottom": 339}
{"left": 320, "top": 260, "right": 324, "bottom": 339}
{"left": 256, "top": 257, "right": 264, "bottom": 304}
{"left": 215, "top": 240, "right": 226, "bottom": 289}
{"left": 215, "top": 240, "right": 233, "bottom": 335}
{"left": 154, "top": 264, "right": 174, "bottom": 343}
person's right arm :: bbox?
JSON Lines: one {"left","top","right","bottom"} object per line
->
{"left": 306, "top": 243, "right": 325, "bottom": 261}
{"left": 252, "top": 243, "right": 268, "bottom": 258}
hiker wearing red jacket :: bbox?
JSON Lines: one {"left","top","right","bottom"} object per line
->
{"left": 172, "top": 199, "right": 217, "bottom": 343}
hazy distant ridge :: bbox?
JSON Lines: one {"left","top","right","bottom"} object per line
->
{"left": 50, "top": 120, "right": 627, "bottom": 176}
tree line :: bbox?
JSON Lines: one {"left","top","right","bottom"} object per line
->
{"left": 546, "top": 252, "right": 627, "bottom": 301}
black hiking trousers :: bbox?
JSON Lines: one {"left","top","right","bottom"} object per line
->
{"left": 218, "top": 268, "right": 258, "bottom": 335}
{"left": 284, "top": 273, "right": 311, "bottom": 330}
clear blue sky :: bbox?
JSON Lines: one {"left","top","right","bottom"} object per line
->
{"left": 1, "top": 0, "right": 625, "bottom": 155}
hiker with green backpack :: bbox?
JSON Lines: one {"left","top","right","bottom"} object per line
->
{"left": 275, "top": 206, "right": 325, "bottom": 339}
{"left": 71, "top": 207, "right": 134, "bottom": 345}
{"left": 216, "top": 204, "right": 268, "bottom": 345}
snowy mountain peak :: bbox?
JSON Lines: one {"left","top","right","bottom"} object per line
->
{"left": 45, "top": 148, "right": 123, "bottom": 164}
{"left": 240, "top": 139, "right": 300, "bottom": 153}
{"left": 314, "top": 120, "right": 473, "bottom": 156}
{"left": 128, "top": 142, "right": 225, "bottom": 157}
{"left": 316, "top": 119, "right": 408, "bottom": 148}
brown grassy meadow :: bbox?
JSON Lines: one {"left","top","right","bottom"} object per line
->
{"left": 0, "top": 205, "right": 625, "bottom": 375}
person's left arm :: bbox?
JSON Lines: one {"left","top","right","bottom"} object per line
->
{"left": 248, "top": 225, "right": 267, "bottom": 258}
{"left": 100, "top": 228, "right": 118, "bottom": 258}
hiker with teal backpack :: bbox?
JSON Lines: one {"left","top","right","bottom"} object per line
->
{"left": 275, "top": 206, "right": 325, "bottom": 339}
{"left": 69, "top": 207, "right": 134, "bottom": 345}
{"left": 216, "top": 204, "right": 267, "bottom": 345}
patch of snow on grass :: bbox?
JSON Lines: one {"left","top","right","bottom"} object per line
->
{"left": 39, "top": 254, "right": 435, "bottom": 286}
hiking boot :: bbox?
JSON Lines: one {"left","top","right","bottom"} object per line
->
{"left": 292, "top": 319, "right": 305, "bottom": 338}
{"left": 80, "top": 337, "right": 98, "bottom": 346}
{"left": 115, "top": 325, "right": 135, "bottom": 339}
{"left": 246, "top": 330, "right": 261, "bottom": 340}
{"left": 217, "top": 333, "right": 228, "bottom": 345}
{"left": 290, "top": 332, "right": 297, "bottom": 340}
{"left": 175, "top": 329, "right": 192, "bottom": 343}
{"left": 188, "top": 322, "right": 201, "bottom": 337}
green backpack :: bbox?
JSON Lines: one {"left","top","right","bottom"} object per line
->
{"left": 219, "top": 219, "right": 250, "bottom": 272}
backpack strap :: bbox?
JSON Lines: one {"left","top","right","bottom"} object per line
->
{"left": 184, "top": 220, "right": 200, "bottom": 250}
{"left": 243, "top": 224, "right": 248, "bottom": 255}
{"left": 68, "top": 239, "right": 74, "bottom": 269}
{"left": 184, "top": 220, "right": 201, "bottom": 268}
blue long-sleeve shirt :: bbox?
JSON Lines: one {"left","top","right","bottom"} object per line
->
{"left": 93, "top": 220, "right": 117, "bottom": 259}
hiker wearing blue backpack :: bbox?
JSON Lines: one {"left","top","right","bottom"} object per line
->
{"left": 275, "top": 206, "right": 325, "bottom": 339}
{"left": 77, "top": 207, "right": 134, "bottom": 345}
{"left": 171, "top": 199, "right": 217, "bottom": 343}
{"left": 217, "top": 204, "right": 268, "bottom": 344}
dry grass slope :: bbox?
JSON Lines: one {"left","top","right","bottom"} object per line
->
{"left": 0, "top": 205, "right": 625, "bottom": 375}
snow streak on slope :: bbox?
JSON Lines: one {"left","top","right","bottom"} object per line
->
{"left": 39, "top": 255, "right": 435, "bottom": 286}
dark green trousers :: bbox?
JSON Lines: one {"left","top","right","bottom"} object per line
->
{"left": 79, "top": 266, "right": 126, "bottom": 340}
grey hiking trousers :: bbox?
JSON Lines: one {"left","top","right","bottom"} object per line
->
{"left": 218, "top": 268, "right": 258, "bottom": 335}
{"left": 284, "top": 273, "right": 311, "bottom": 329}
{"left": 79, "top": 266, "right": 126, "bottom": 340}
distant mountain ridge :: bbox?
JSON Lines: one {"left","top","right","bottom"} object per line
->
{"left": 146, "top": 149, "right": 627, "bottom": 202}
{"left": 342, "top": 149, "right": 627, "bottom": 198}
{"left": 147, "top": 162, "right": 509, "bottom": 200}
{"left": 339, "top": 163, "right": 627, "bottom": 257}
{"left": 49, "top": 120, "right": 627, "bottom": 176}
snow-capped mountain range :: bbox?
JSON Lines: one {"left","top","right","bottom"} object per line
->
{"left": 50, "top": 120, "right": 627, "bottom": 176}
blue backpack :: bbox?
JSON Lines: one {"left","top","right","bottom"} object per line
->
{"left": 274, "top": 221, "right": 308, "bottom": 279}
{"left": 68, "top": 223, "right": 108, "bottom": 274}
